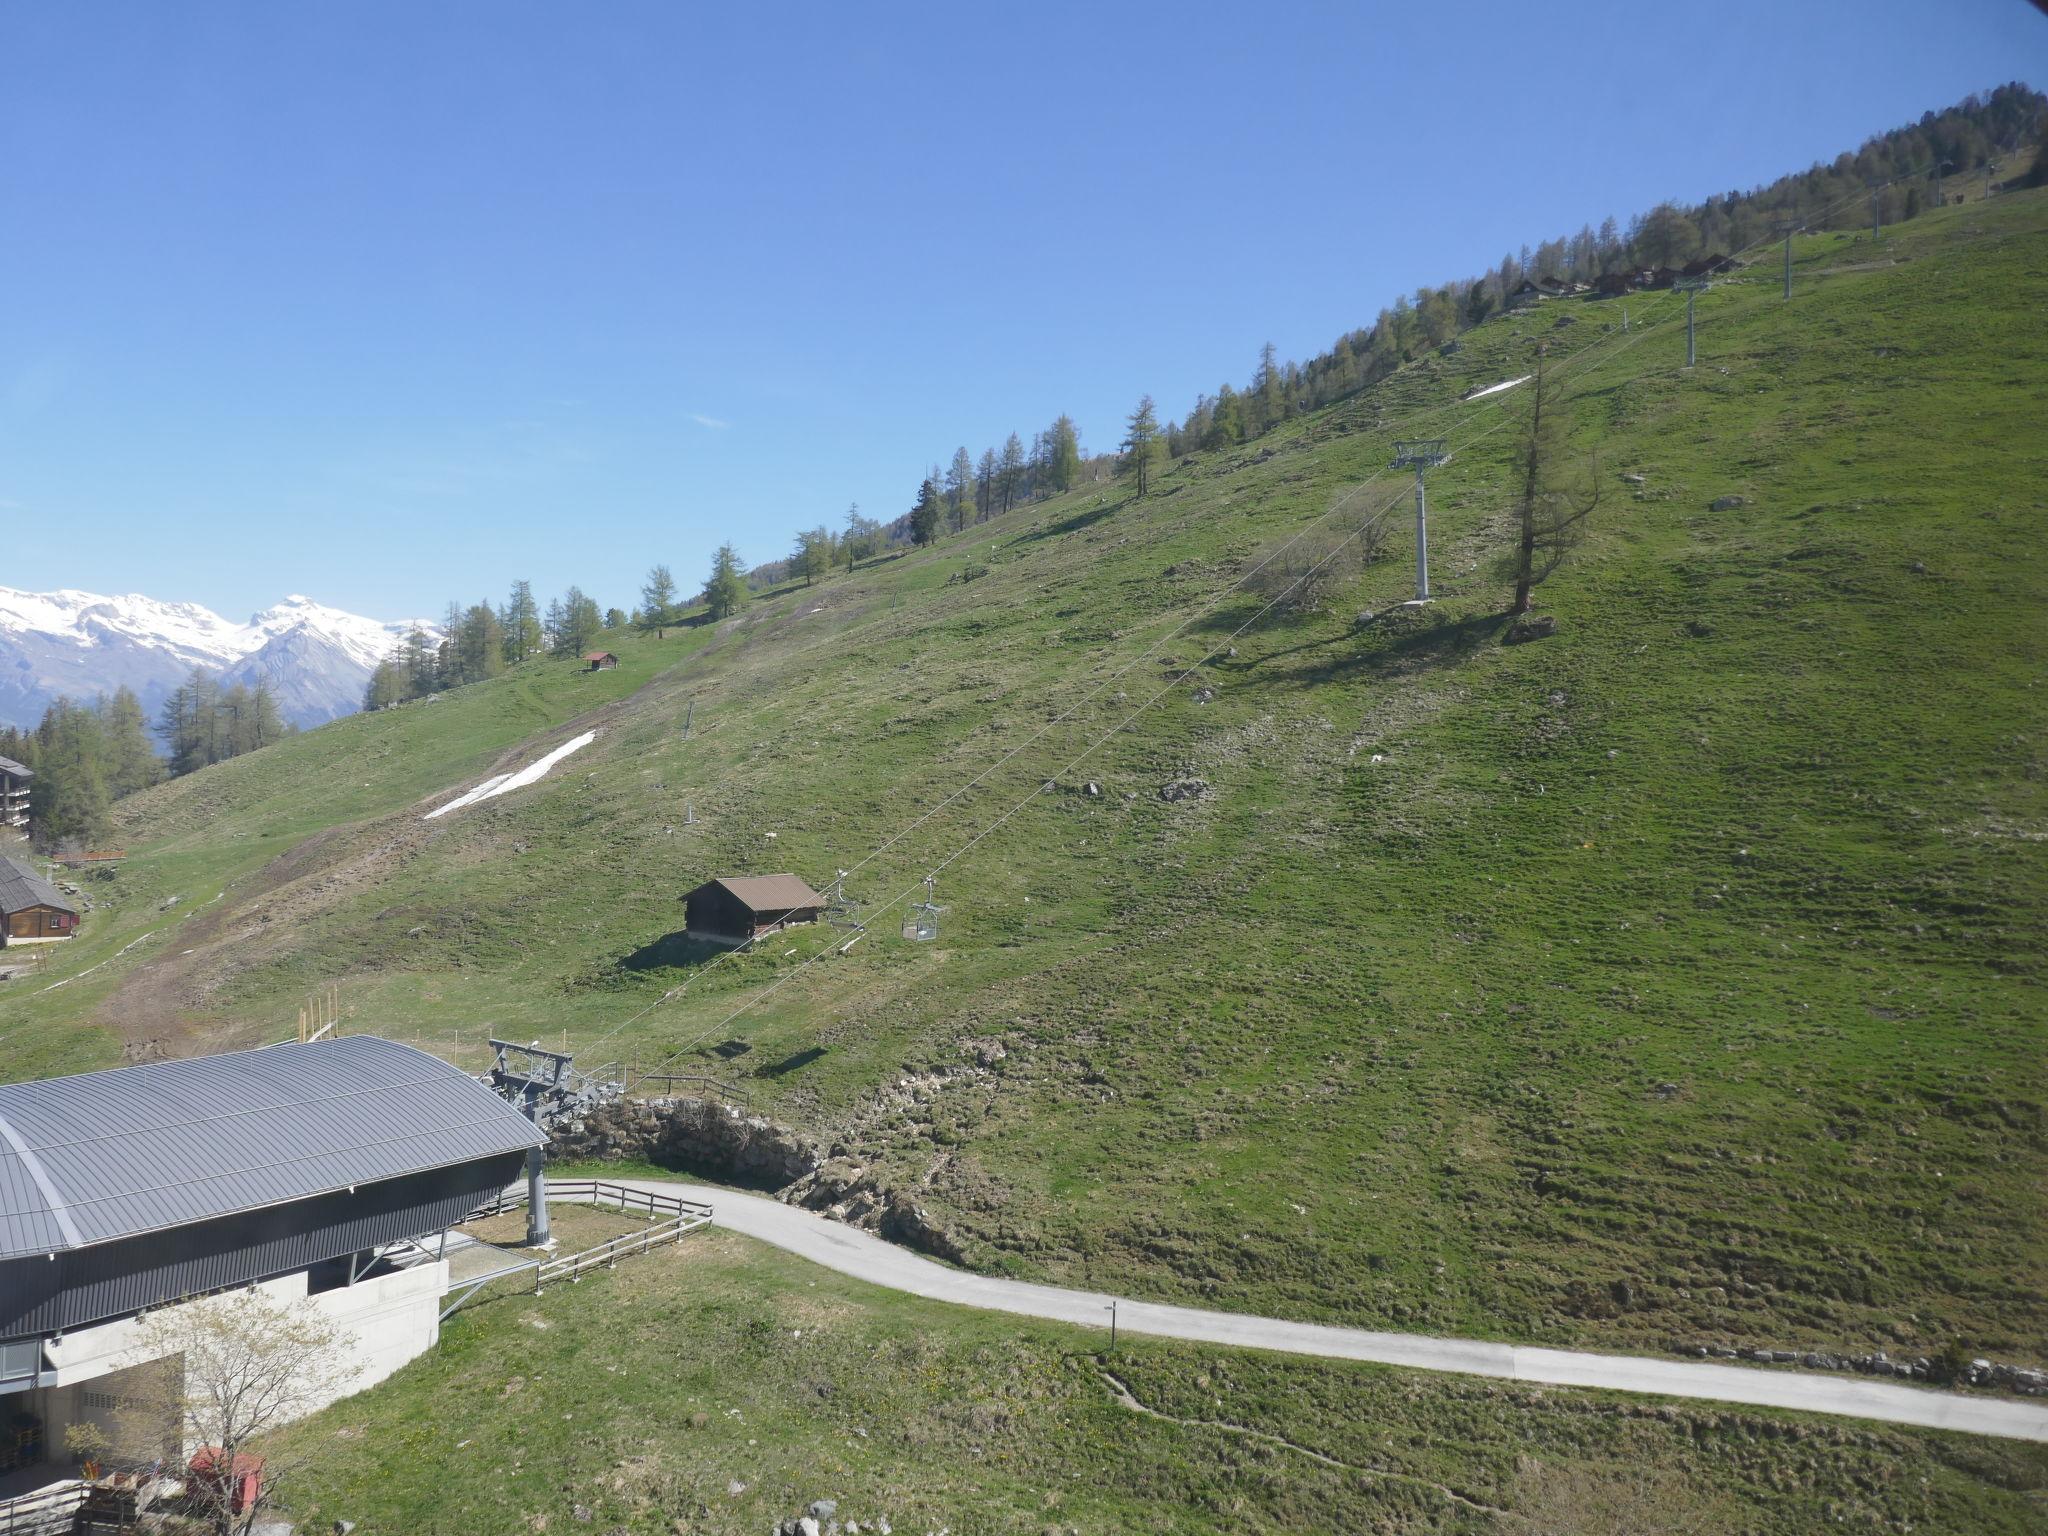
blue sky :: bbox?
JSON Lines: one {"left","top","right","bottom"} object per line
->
{"left": 3, "top": 0, "right": 2041, "bottom": 621}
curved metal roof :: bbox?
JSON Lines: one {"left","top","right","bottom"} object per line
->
{"left": 0, "top": 1036, "right": 542, "bottom": 1260}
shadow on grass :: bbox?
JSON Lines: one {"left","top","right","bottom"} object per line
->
{"left": 620, "top": 930, "right": 735, "bottom": 973}
{"left": 1260, "top": 608, "right": 1511, "bottom": 687}
{"left": 758, "top": 1045, "right": 827, "bottom": 1078}
{"left": 1017, "top": 501, "right": 1119, "bottom": 545}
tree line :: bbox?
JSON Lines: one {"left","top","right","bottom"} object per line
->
{"left": 1, "top": 690, "right": 162, "bottom": 849}
{"left": 0, "top": 674, "right": 301, "bottom": 847}
{"left": 1151, "top": 86, "right": 2040, "bottom": 462}
{"left": 876, "top": 88, "right": 2043, "bottom": 511}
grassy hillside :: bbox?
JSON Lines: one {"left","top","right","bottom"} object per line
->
{"left": 9, "top": 189, "right": 2045, "bottom": 1370}
{"left": 266, "top": 1228, "right": 2048, "bottom": 1536}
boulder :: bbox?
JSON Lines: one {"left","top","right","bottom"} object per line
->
{"left": 1709, "top": 494, "right": 1748, "bottom": 511}
{"left": 1158, "top": 778, "right": 1211, "bottom": 803}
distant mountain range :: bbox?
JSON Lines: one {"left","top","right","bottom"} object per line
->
{"left": 0, "top": 587, "right": 436, "bottom": 732}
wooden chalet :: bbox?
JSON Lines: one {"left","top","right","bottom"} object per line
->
{"left": 1508, "top": 275, "right": 1573, "bottom": 307}
{"left": 583, "top": 651, "right": 620, "bottom": 671}
{"left": 0, "top": 857, "right": 78, "bottom": 945}
{"left": 683, "top": 874, "right": 823, "bottom": 945}
{"left": 0, "top": 758, "right": 28, "bottom": 833}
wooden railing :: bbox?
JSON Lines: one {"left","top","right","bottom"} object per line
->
{"left": 621, "top": 1068, "right": 752, "bottom": 1108}
{"left": 440, "top": 1181, "right": 712, "bottom": 1321}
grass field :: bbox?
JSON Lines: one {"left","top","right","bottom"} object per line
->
{"left": 7, "top": 189, "right": 2045, "bottom": 1374}
{"left": 264, "top": 1228, "right": 2048, "bottom": 1535}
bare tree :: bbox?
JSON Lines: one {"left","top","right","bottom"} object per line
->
{"left": 125, "top": 1289, "right": 348, "bottom": 1535}
{"left": 1508, "top": 346, "right": 1602, "bottom": 615}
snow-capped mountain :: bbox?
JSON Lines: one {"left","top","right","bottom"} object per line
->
{"left": 0, "top": 587, "right": 436, "bottom": 732}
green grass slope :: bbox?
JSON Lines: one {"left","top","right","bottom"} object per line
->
{"left": 267, "top": 1229, "right": 2048, "bottom": 1536}
{"left": 10, "top": 190, "right": 2045, "bottom": 1369}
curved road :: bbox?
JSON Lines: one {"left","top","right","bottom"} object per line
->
{"left": 617, "top": 1178, "right": 2048, "bottom": 1444}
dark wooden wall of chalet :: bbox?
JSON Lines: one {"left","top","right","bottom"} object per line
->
{"left": 685, "top": 884, "right": 751, "bottom": 938}
{"left": 6, "top": 907, "right": 74, "bottom": 940}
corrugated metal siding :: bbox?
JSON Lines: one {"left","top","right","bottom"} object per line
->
{"left": 0, "top": 1150, "right": 524, "bottom": 1341}
{"left": 0, "top": 1036, "right": 541, "bottom": 1260}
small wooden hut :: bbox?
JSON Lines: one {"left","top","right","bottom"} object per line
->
{"left": 683, "top": 874, "right": 823, "bottom": 945}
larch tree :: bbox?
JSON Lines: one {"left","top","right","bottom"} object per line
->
{"left": 704, "top": 543, "right": 748, "bottom": 620}
{"left": 639, "top": 564, "right": 678, "bottom": 629}
{"left": 501, "top": 579, "right": 543, "bottom": 662}
{"left": 1122, "top": 394, "right": 1162, "bottom": 497}
{"left": 945, "top": 447, "right": 974, "bottom": 532}
{"left": 101, "top": 686, "right": 160, "bottom": 798}
{"left": 997, "top": 434, "right": 1026, "bottom": 512}
{"left": 975, "top": 447, "right": 997, "bottom": 521}
{"left": 1046, "top": 415, "right": 1081, "bottom": 492}
{"left": 791, "top": 525, "right": 833, "bottom": 585}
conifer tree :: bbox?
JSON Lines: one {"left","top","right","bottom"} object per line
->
{"left": 1122, "top": 394, "right": 1162, "bottom": 497}
{"left": 502, "top": 579, "right": 543, "bottom": 662}
{"left": 1046, "top": 416, "right": 1081, "bottom": 492}
{"left": 997, "top": 434, "right": 1026, "bottom": 513}
{"left": 945, "top": 447, "right": 974, "bottom": 532}
{"left": 910, "top": 477, "right": 945, "bottom": 546}
{"left": 31, "top": 699, "right": 110, "bottom": 849}
{"left": 704, "top": 544, "right": 748, "bottom": 620}
{"left": 975, "top": 448, "right": 997, "bottom": 522}
{"left": 101, "top": 686, "right": 160, "bottom": 798}
{"left": 639, "top": 565, "right": 678, "bottom": 630}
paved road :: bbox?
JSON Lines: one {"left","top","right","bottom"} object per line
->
{"left": 616, "top": 1178, "right": 2048, "bottom": 1444}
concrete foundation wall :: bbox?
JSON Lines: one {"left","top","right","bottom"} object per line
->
{"left": 32, "top": 1259, "right": 449, "bottom": 1461}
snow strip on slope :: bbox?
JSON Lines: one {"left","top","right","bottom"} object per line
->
{"left": 424, "top": 731, "right": 596, "bottom": 820}
{"left": 1464, "top": 374, "right": 1532, "bottom": 401}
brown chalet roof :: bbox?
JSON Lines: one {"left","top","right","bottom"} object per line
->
{"left": 690, "top": 874, "right": 822, "bottom": 914}
{"left": 583, "top": 651, "right": 619, "bottom": 662}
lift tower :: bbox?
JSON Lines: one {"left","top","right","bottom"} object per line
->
{"left": 1390, "top": 439, "right": 1449, "bottom": 602}
{"left": 486, "top": 1039, "right": 623, "bottom": 1248}
{"left": 1674, "top": 277, "right": 1710, "bottom": 367}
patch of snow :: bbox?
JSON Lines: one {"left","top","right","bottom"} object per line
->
{"left": 424, "top": 731, "right": 597, "bottom": 820}
{"left": 1464, "top": 374, "right": 1532, "bottom": 401}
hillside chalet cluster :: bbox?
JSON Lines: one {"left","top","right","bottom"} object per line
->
{"left": 1509, "top": 251, "right": 1736, "bottom": 304}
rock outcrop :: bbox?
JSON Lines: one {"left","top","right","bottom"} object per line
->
{"left": 548, "top": 1097, "right": 820, "bottom": 1190}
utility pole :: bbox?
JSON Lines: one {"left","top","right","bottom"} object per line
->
{"left": 1934, "top": 158, "right": 1952, "bottom": 209}
{"left": 1389, "top": 440, "right": 1449, "bottom": 602}
{"left": 683, "top": 699, "right": 693, "bottom": 739}
{"left": 1870, "top": 182, "right": 1883, "bottom": 242}
{"left": 1984, "top": 160, "right": 1999, "bottom": 201}
{"left": 1776, "top": 221, "right": 1800, "bottom": 301}
{"left": 1674, "top": 277, "right": 1709, "bottom": 367}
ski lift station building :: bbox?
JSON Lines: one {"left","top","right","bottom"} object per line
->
{"left": 683, "top": 873, "right": 823, "bottom": 945}
{"left": 0, "top": 1037, "right": 542, "bottom": 1496}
